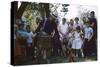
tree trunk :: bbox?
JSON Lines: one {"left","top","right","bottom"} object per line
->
{"left": 16, "top": 2, "right": 29, "bottom": 19}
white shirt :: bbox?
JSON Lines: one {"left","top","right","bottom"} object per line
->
{"left": 84, "top": 27, "right": 93, "bottom": 40}
{"left": 26, "top": 31, "right": 33, "bottom": 44}
{"left": 59, "top": 23, "right": 69, "bottom": 35}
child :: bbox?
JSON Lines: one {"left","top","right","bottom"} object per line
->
{"left": 26, "top": 25, "right": 36, "bottom": 59}
{"left": 72, "top": 26, "right": 84, "bottom": 59}
{"left": 67, "top": 30, "right": 74, "bottom": 49}
{"left": 67, "top": 30, "right": 74, "bottom": 62}
{"left": 17, "top": 22, "right": 28, "bottom": 57}
{"left": 83, "top": 22, "right": 93, "bottom": 57}
{"left": 58, "top": 18, "right": 69, "bottom": 56}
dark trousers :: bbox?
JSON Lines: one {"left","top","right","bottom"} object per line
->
{"left": 83, "top": 39, "right": 89, "bottom": 57}
{"left": 89, "top": 35, "right": 97, "bottom": 56}
{"left": 26, "top": 43, "right": 35, "bottom": 60}
{"left": 83, "top": 38, "right": 97, "bottom": 57}
{"left": 52, "top": 35, "right": 64, "bottom": 56}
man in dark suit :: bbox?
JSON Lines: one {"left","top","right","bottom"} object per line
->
{"left": 88, "top": 11, "right": 97, "bottom": 57}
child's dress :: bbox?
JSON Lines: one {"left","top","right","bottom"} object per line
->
{"left": 72, "top": 31, "right": 83, "bottom": 49}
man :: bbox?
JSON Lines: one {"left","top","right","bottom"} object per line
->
{"left": 89, "top": 11, "right": 97, "bottom": 38}
{"left": 58, "top": 18, "right": 69, "bottom": 56}
{"left": 88, "top": 11, "right": 97, "bottom": 56}
{"left": 58, "top": 18, "right": 69, "bottom": 42}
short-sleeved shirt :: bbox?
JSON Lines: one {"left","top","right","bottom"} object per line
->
{"left": 84, "top": 27, "right": 93, "bottom": 40}
{"left": 17, "top": 30, "right": 27, "bottom": 37}
{"left": 26, "top": 31, "right": 33, "bottom": 44}
{"left": 59, "top": 23, "right": 69, "bottom": 35}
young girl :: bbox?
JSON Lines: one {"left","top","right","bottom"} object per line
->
{"left": 72, "top": 26, "right": 84, "bottom": 59}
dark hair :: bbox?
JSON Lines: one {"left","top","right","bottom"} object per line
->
{"left": 76, "top": 26, "right": 80, "bottom": 30}
{"left": 91, "top": 11, "right": 95, "bottom": 14}
{"left": 26, "top": 25, "right": 30, "bottom": 29}
{"left": 62, "top": 18, "right": 66, "bottom": 21}
{"left": 74, "top": 17, "right": 79, "bottom": 21}
{"left": 70, "top": 19, "right": 74, "bottom": 22}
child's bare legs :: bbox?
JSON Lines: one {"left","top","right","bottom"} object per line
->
{"left": 80, "top": 49, "right": 84, "bottom": 58}
{"left": 72, "top": 49, "right": 78, "bottom": 57}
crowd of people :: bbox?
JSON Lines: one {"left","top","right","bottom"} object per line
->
{"left": 14, "top": 11, "right": 97, "bottom": 63}
{"left": 58, "top": 11, "right": 97, "bottom": 61}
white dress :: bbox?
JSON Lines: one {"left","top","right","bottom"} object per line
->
{"left": 72, "top": 31, "right": 83, "bottom": 49}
